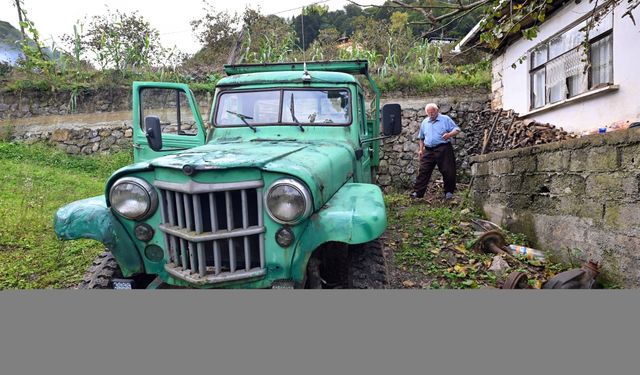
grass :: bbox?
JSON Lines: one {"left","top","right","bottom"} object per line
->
{"left": 377, "top": 70, "right": 490, "bottom": 94}
{"left": 0, "top": 141, "right": 132, "bottom": 289}
{"left": 384, "top": 191, "right": 572, "bottom": 289}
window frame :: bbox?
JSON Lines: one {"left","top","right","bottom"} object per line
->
{"left": 212, "top": 88, "right": 353, "bottom": 128}
{"left": 528, "top": 14, "right": 614, "bottom": 110}
{"left": 139, "top": 87, "right": 200, "bottom": 136}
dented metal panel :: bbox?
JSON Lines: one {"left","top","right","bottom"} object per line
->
{"left": 290, "top": 183, "right": 387, "bottom": 283}
{"left": 54, "top": 196, "right": 144, "bottom": 276}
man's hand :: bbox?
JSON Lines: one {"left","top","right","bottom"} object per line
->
{"left": 442, "top": 129, "right": 459, "bottom": 141}
{"left": 418, "top": 146, "right": 424, "bottom": 158}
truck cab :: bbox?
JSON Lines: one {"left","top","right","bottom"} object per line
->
{"left": 54, "top": 60, "right": 402, "bottom": 289}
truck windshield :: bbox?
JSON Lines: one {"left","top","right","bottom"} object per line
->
{"left": 214, "top": 89, "right": 351, "bottom": 127}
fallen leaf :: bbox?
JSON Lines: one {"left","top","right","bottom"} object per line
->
{"left": 402, "top": 280, "right": 416, "bottom": 288}
{"left": 454, "top": 264, "right": 468, "bottom": 277}
{"left": 461, "top": 279, "right": 475, "bottom": 287}
{"left": 454, "top": 245, "right": 467, "bottom": 254}
{"left": 527, "top": 259, "right": 543, "bottom": 267}
{"left": 533, "top": 280, "right": 543, "bottom": 289}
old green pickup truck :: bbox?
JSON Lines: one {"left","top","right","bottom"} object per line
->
{"left": 54, "top": 60, "right": 402, "bottom": 289}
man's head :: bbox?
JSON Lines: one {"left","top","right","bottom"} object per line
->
{"left": 425, "top": 103, "right": 439, "bottom": 121}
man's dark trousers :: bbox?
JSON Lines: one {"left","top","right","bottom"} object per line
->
{"left": 413, "top": 142, "right": 456, "bottom": 197}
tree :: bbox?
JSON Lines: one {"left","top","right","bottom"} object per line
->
{"left": 347, "top": 0, "right": 640, "bottom": 53}
{"left": 190, "top": 1, "right": 240, "bottom": 54}
{"left": 69, "top": 8, "right": 164, "bottom": 72}
{"left": 240, "top": 8, "right": 299, "bottom": 63}
{"left": 292, "top": 5, "right": 329, "bottom": 49}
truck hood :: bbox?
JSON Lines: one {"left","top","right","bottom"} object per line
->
{"left": 149, "top": 139, "right": 357, "bottom": 205}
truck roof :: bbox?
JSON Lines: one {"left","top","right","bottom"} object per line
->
{"left": 216, "top": 71, "right": 360, "bottom": 87}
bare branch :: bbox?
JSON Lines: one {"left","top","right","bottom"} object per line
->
{"left": 346, "top": 0, "right": 483, "bottom": 11}
{"left": 622, "top": 0, "right": 640, "bottom": 24}
{"left": 420, "top": 7, "right": 479, "bottom": 38}
{"left": 392, "top": 0, "right": 436, "bottom": 22}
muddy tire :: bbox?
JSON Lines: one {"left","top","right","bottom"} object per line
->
{"left": 347, "top": 238, "right": 387, "bottom": 289}
{"left": 77, "top": 251, "right": 123, "bottom": 289}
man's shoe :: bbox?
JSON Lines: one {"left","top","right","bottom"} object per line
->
{"left": 409, "top": 192, "right": 420, "bottom": 199}
{"left": 445, "top": 192, "right": 454, "bottom": 200}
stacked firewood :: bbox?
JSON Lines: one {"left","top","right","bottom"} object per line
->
{"left": 476, "top": 109, "right": 578, "bottom": 155}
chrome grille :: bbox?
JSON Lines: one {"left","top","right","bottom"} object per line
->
{"left": 155, "top": 180, "right": 266, "bottom": 284}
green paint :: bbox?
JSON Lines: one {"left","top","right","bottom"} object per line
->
{"left": 290, "top": 183, "right": 387, "bottom": 283}
{"left": 54, "top": 60, "right": 392, "bottom": 289}
{"left": 54, "top": 196, "right": 144, "bottom": 276}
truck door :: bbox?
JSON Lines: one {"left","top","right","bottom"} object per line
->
{"left": 357, "top": 91, "right": 372, "bottom": 183}
{"left": 132, "top": 82, "right": 207, "bottom": 162}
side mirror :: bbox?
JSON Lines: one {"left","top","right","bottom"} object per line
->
{"left": 145, "top": 116, "right": 163, "bottom": 151}
{"left": 382, "top": 103, "right": 402, "bottom": 136}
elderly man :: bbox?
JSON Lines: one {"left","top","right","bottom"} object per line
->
{"left": 410, "top": 103, "right": 461, "bottom": 200}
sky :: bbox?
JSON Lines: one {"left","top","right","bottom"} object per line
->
{"left": 1, "top": 0, "right": 386, "bottom": 54}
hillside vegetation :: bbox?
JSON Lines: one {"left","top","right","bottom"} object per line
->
{"left": 0, "top": 2, "right": 490, "bottom": 95}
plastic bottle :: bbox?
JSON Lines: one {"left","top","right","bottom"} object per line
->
{"left": 508, "top": 244, "right": 546, "bottom": 262}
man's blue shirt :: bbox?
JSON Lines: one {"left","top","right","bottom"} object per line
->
{"left": 418, "top": 113, "right": 460, "bottom": 148}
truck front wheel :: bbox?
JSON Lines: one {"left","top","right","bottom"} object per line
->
{"left": 347, "top": 238, "right": 388, "bottom": 289}
{"left": 77, "top": 251, "right": 123, "bottom": 289}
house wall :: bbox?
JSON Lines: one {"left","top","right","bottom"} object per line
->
{"left": 497, "top": 3, "right": 640, "bottom": 133}
{"left": 470, "top": 128, "right": 640, "bottom": 287}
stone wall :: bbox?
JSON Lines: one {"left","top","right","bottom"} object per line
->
{"left": 377, "top": 95, "right": 492, "bottom": 191}
{"left": 11, "top": 122, "right": 134, "bottom": 154}
{"left": 0, "top": 87, "right": 212, "bottom": 119}
{"left": 2, "top": 89, "right": 493, "bottom": 191}
{"left": 469, "top": 128, "right": 640, "bottom": 287}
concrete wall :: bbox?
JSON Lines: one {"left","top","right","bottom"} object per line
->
{"left": 495, "top": 3, "right": 640, "bottom": 133}
{"left": 470, "top": 128, "right": 640, "bottom": 287}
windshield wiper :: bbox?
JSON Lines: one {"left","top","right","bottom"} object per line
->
{"left": 226, "top": 110, "right": 256, "bottom": 133}
{"left": 289, "top": 93, "right": 305, "bottom": 132}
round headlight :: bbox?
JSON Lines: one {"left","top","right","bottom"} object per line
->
{"left": 265, "top": 179, "right": 312, "bottom": 224}
{"left": 109, "top": 177, "right": 158, "bottom": 220}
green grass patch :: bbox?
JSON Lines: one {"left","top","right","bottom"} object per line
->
{"left": 0, "top": 141, "right": 132, "bottom": 289}
{"left": 376, "top": 69, "right": 490, "bottom": 94}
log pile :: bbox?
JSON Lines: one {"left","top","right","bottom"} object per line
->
{"left": 474, "top": 109, "right": 578, "bottom": 155}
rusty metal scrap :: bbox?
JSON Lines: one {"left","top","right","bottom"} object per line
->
{"left": 543, "top": 261, "right": 600, "bottom": 289}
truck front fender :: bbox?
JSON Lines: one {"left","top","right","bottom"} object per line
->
{"left": 54, "top": 196, "right": 144, "bottom": 277}
{"left": 290, "top": 183, "right": 387, "bottom": 283}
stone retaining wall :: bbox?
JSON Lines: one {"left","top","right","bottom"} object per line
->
{"left": 2, "top": 89, "right": 493, "bottom": 191}
{"left": 378, "top": 96, "right": 492, "bottom": 191}
{"left": 470, "top": 128, "right": 640, "bottom": 287}
{"left": 0, "top": 87, "right": 212, "bottom": 119}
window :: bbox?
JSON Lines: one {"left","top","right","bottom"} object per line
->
{"left": 140, "top": 88, "right": 198, "bottom": 136}
{"left": 281, "top": 90, "right": 350, "bottom": 125}
{"left": 214, "top": 89, "right": 351, "bottom": 127}
{"left": 215, "top": 90, "right": 280, "bottom": 125}
{"left": 529, "top": 13, "right": 613, "bottom": 109}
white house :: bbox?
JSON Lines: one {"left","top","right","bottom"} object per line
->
{"left": 455, "top": 0, "right": 640, "bottom": 133}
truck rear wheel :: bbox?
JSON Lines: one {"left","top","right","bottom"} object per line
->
{"left": 347, "top": 238, "right": 387, "bottom": 289}
{"left": 77, "top": 251, "right": 123, "bottom": 289}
